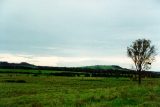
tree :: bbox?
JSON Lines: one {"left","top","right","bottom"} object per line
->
{"left": 127, "top": 39, "right": 156, "bottom": 84}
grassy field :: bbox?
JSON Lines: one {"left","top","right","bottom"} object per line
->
{"left": 0, "top": 69, "right": 64, "bottom": 74}
{"left": 0, "top": 73, "right": 160, "bottom": 107}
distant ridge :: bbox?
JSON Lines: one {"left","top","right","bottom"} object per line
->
{"left": 81, "top": 65, "right": 124, "bottom": 70}
{"left": 0, "top": 62, "right": 157, "bottom": 73}
{"left": 0, "top": 61, "right": 37, "bottom": 69}
{"left": 0, "top": 62, "right": 124, "bottom": 70}
{"left": 0, "top": 62, "right": 128, "bottom": 71}
{"left": 0, "top": 61, "right": 159, "bottom": 78}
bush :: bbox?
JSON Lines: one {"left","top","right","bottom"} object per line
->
{"left": 4, "top": 79, "right": 26, "bottom": 83}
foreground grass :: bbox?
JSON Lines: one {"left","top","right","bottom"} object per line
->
{"left": 0, "top": 74, "right": 160, "bottom": 107}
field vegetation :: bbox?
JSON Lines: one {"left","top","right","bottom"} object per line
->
{"left": 0, "top": 73, "right": 160, "bottom": 107}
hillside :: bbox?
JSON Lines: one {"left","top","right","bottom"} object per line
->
{"left": 81, "top": 65, "right": 124, "bottom": 70}
{"left": 0, "top": 62, "right": 125, "bottom": 71}
{"left": 0, "top": 62, "right": 37, "bottom": 69}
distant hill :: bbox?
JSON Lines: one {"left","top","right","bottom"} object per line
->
{"left": 81, "top": 65, "right": 124, "bottom": 70}
{"left": 0, "top": 62, "right": 127, "bottom": 71}
{"left": 0, "top": 61, "right": 159, "bottom": 78}
{"left": 0, "top": 62, "right": 37, "bottom": 69}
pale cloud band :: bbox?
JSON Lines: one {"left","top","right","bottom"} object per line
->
{"left": 0, "top": 53, "right": 160, "bottom": 71}
{"left": 0, "top": 53, "right": 131, "bottom": 67}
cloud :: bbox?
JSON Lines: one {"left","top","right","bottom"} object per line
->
{"left": 0, "top": 0, "right": 160, "bottom": 70}
{"left": 0, "top": 52, "right": 159, "bottom": 71}
{"left": 0, "top": 53, "right": 59, "bottom": 66}
{"left": 0, "top": 53, "right": 131, "bottom": 67}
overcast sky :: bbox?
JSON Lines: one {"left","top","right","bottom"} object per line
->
{"left": 0, "top": 0, "right": 160, "bottom": 70}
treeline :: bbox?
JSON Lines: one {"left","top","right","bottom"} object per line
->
{"left": 0, "top": 61, "right": 160, "bottom": 78}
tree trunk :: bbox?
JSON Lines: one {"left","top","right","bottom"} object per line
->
{"left": 138, "top": 70, "right": 141, "bottom": 84}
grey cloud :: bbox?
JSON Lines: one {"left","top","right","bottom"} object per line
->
{"left": 0, "top": 0, "right": 160, "bottom": 60}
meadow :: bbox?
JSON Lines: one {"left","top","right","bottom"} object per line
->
{"left": 0, "top": 73, "right": 160, "bottom": 107}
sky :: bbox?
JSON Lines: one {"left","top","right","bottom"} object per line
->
{"left": 0, "top": 0, "right": 160, "bottom": 70}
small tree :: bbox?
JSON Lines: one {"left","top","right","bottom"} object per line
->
{"left": 127, "top": 39, "right": 156, "bottom": 84}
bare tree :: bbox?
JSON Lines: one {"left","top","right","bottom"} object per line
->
{"left": 127, "top": 39, "right": 156, "bottom": 84}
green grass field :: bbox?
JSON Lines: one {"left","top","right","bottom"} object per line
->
{"left": 0, "top": 69, "right": 64, "bottom": 74}
{"left": 0, "top": 73, "right": 160, "bottom": 107}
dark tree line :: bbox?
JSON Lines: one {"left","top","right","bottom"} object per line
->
{"left": 0, "top": 61, "right": 159, "bottom": 78}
